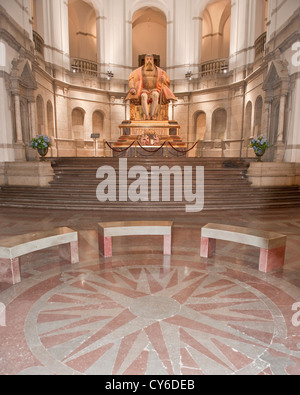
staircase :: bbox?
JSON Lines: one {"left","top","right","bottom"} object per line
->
{"left": 0, "top": 157, "right": 300, "bottom": 212}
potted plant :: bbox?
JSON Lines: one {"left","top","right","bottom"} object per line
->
{"left": 30, "top": 135, "right": 52, "bottom": 160}
{"left": 249, "top": 136, "right": 270, "bottom": 161}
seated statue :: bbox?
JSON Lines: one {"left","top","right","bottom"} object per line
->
{"left": 126, "top": 54, "right": 177, "bottom": 120}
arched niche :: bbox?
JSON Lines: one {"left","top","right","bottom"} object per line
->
{"left": 201, "top": 0, "right": 231, "bottom": 62}
{"left": 212, "top": 108, "right": 227, "bottom": 140}
{"left": 195, "top": 111, "right": 207, "bottom": 141}
{"left": 68, "top": 0, "right": 97, "bottom": 62}
{"left": 72, "top": 107, "right": 85, "bottom": 140}
{"left": 132, "top": 7, "right": 167, "bottom": 68}
{"left": 92, "top": 110, "right": 104, "bottom": 136}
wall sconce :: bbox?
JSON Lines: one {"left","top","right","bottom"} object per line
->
{"left": 185, "top": 71, "right": 193, "bottom": 80}
{"left": 106, "top": 70, "right": 114, "bottom": 80}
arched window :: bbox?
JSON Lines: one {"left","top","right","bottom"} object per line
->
{"left": 212, "top": 108, "right": 227, "bottom": 140}
{"left": 132, "top": 7, "right": 167, "bottom": 68}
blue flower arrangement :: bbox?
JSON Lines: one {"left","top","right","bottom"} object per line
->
{"left": 30, "top": 135, "right": 52, "bottom": 150}
{"left": 249, "top": 136, "right": 270, "bottom": 156}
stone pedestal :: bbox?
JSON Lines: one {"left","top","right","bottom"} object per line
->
{"left": 14, "top": 143, "right": 26, "bottom": 161}
{"left": 119, "top": 120, "right": 180, "bottom": 136}
{"left": 247, "top": 162, "right": 300, "bottom": 187}
{"left": 0, "top": 161, "right": 55, "bottom": 187}
{"left": 274, "top": 142, "right": 286, "bottom": 162}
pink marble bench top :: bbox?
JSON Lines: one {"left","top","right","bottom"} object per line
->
{"left": 98, "top": 221, "right": 173, "bottom": 237}
{"left": 201, "top": 223, "right": 286, "bottom": 249}
{"left": 0, "top": 227, "right": 78, "bottom": 259}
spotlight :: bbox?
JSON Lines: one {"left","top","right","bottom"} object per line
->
{"left": 185, "top": 71, "right": 193, "bottom": 80}
{"left": 106, "top": 70, "right": 114, "bottom": 80}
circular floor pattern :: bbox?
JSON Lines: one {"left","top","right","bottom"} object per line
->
{"left": 17, "top": 261, "right": 298, "bottom": 375}
{"left": 129, "top": 295, "right": 181, "bottom": 320}
{"left": 1, "top": 245, "right": 300, "bottom": 376}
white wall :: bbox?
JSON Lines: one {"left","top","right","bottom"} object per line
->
{"left": 1, "top": 0, "right": 300, "bottom": 162}
{"left": 267, "top": 0, "right": 299, "bottom": 42}
{"left": 1, "top": 0, "right": 32, "bottom": 37}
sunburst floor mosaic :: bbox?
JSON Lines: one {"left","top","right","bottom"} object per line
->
{"left": 0, "top": 207, "right": 300, "bottom": 375}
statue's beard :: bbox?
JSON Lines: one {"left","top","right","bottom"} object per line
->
{"left": 145, "top": 61, "right": 154, "bottom": 71}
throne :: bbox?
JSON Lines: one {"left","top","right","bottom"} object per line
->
{"left": 115, "top": 54, "right": 183, "bottom": 153}
{"left": 129, "top": 102, "right": 169, "bottom": 122}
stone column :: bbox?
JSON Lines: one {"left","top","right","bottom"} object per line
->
{"left": 45, "top": 0, "right": 70, "bottom": 78}
{"left": 229, "top": 0, "right": 258, "bottom": 74}
{"left": 14, "top": 94, "right": 23, "bottom": 142}
{"left": 263, "top": 98, "right": 272, "bottom": 140}
{"left": 29, "top": 100, "right": 37, "bottom": 139}
{"left": 192, "top": 16, "right": 202, "bottom": 68}
{"left": 13, "top": 94, "right": 26, "bottom": 161}
{"left": 274, "top": 93, "right": 287, "bottom": 162}
{"left": 277, "top": 94, "right": 287, "bottom": 142}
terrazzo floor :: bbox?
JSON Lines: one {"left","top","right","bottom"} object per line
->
{"left": 0, "top": 207, "right": 300, "bottom": 376}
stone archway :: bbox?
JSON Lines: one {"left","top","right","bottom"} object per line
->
{"left": 262, "top": 59, "right": 289, "bottom": 162}
{"left": 9, "top": 58, "right": 37, "bottom": 161}
{"left": 132, "top": 7, "right": 167, "bottom": 68}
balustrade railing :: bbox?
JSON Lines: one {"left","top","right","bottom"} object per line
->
{"left": 255, "top": 32, "right": 267, "bottom": 58}
{"left": 52, "top": 136, "right": 258, "bottom": 158}
{"left": 71, "top": 58, "right": 98, "bottom": 76}
{"left": 33, "top": 31, "right": 44, "bottom": 57}
{"left": 200, "top": 59, "right": 228, "bottom": 76}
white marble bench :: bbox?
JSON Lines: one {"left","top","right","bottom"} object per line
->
{"left": 200, "top": 223, "right": 287, "bottom": 273}
{"left": 98, "top": 221, "right": 173, "bottom": 257}
{"left": 0, "top": 227, "right": 79, "bottom": 284}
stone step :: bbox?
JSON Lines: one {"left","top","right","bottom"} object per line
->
{"left": 0, "top": 157, "right": 299, "bottom": 211}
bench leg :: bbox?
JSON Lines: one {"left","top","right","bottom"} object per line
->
{"left": 98, "top": 233, "right": 112, "bottom": 257}
{"left": 0, "top": 257, "right": 21, "bottom": 284}
{"left": 163, "top": 235, "right": 171, "bottom": 255}
{"left": 200, "top": 237, "right": 216, "bottom": 258}
{"left": 259, "top": 245, "right": 286, "bottom": 273}
{"left": 59, "top": 241, "right": 79, "bottom": 264}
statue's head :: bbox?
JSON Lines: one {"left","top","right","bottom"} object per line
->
{"left": 145, "top": 55, "right": 155, "bottom": 71}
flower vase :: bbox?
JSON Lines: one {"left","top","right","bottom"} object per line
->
{"left": 37, "top": 147, "right": 48, "bottom": 161}
{"left": 255, "top": 150, "right": 265, "bottom": 162}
